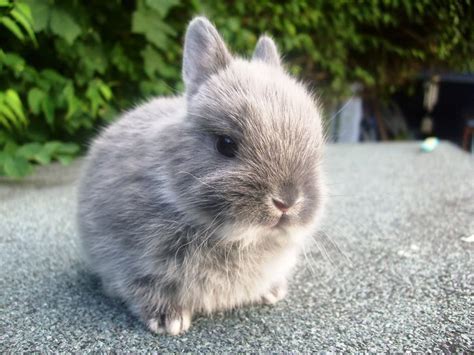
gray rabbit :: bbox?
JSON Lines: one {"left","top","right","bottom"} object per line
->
{"left": 78, "top": 17, "right": 326, "bottom": 335}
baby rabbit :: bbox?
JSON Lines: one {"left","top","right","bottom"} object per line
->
{"left": 78, "top": 17, "right": 326, "bottom": 335}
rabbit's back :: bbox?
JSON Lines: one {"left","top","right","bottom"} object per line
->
{"left": 77, "top": 97, "right": 186, "bottom": 282}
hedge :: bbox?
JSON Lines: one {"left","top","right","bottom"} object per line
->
{"left": 0, "top": 0, "right": 473, "bottom": 177}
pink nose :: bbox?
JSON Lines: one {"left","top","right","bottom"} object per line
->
{"left": 273, "top": 198, "right": 291, "bottom": 213}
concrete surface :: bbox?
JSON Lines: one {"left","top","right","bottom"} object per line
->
{"left": 1, "top": 142, "right": 473, "bottom": 352}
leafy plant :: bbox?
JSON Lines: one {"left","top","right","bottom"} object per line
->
{"left": 0, "top": 0, "right": 36, "bottom": 44}
{"left": 1, "top": 0, "right": 473, "bottom": 178}
{"left": 0, "top": 132, "right": 79, "bottom": 178}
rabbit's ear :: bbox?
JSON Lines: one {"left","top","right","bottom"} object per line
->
{"left": 183, "top": 17, "right": 232, "bottom": 96}
{"left": 252, "top": 36, "right": 280, "bottom": 67}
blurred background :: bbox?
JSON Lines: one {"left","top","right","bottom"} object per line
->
{"left": 0, "top": 0, "right": 473, "bottom": 178}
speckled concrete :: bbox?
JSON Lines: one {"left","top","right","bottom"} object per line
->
{"left": 1, "top": 142, "right": 473, "bottom": 352}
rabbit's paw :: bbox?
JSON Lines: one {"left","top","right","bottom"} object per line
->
{"left": 261, "top": 281, "right": 287, "bottom": 305}
{"left": 147, "top": 308, "right": 192, "bottom": 336}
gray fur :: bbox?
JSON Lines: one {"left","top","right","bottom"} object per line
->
{"left": 77, "top": 16, "right": 326, "bottom": 335}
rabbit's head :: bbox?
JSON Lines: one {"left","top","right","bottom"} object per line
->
{"left": 165, "top": 18, "right": 325, "bottom": 243}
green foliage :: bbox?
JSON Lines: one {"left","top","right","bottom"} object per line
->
{"left": 203, "top": 0, "right": 474, "bottom": 97}
{"left": 0, "top": 0, "right": 37, "bottom": 44}
{"left": 0, "top": 131, "right": 79, "bottom": 178}
{"left": 1, "top": 0, "right": 473, "bottom": 178}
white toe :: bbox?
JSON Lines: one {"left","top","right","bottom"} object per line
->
{"left": 147, "top": 318, "right": 164, "bottom": 334}
{"left": 181, "top": 310, "right": 191, "bottom": 332}
{"left": 262, "top": 292, "right": 278, "bottom": 305}
{"left": 166, "top": 318, "right": 182, "bottom": 336}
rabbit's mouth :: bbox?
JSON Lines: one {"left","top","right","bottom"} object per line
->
{"left": 269, "top": 214, "right": 292, "bottom": 229}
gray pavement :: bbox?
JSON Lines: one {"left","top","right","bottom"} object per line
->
{"left": 1, "top": 142, "right": 473, "bottom": 352}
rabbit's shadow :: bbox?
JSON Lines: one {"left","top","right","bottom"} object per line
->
{"left": 28, "top": 263, "right": 311, "bottom": 338}
{"left": 31, "top": 266, "right": 226, "bottom": 335}
{"left": 30, "top": 265, "right": 145, "bottom": 334}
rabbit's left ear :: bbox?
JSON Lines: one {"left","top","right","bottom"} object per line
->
{"left": 252, "top": 36, "right": 281, "bottom": 67}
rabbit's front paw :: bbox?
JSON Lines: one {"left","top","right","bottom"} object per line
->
{"left": 147, "top": 307, "right": 192, "bottom": 336}
{"left": 261, "top": 281, "right": 287, "bottom": 305}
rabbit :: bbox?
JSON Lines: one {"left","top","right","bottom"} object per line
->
{"left": 77, "top": 16, "right": 326, "bottom": 336}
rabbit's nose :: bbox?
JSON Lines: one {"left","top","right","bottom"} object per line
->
{"left": 273, "top": 183, "right": 300, "bottom": 212}
{"left": 272, "top": 198, "right": 292, "bottom": 213}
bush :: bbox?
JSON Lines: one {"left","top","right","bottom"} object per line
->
{"left": 1, "top": 0, "right": 473, "bottom": 178}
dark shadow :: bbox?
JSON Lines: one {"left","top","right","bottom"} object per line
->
{"left": 19, "top": 264, "right": 146, "bottom": 337}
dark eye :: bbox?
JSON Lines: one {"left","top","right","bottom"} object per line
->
{"left": 216, "top": 135, "right": 237, "bottom": 158}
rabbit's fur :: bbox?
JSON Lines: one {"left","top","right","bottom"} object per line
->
{"left": 78, "top": 17, "right": 326, "bottom": 335}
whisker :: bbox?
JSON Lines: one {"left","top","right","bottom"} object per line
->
{"left": 310, "top": 230, "right": 352, "bottom": 270}
{"left": 328, "top": 95, "right": 355, "bottom": 124}
{"left": 177, "top": 171, "right": 216, "bottom": 190}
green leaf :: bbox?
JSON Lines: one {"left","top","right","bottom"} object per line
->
{"left": 23, "top": 0, "right": 50, "bottom": 32}
{"left": 65, "top": 96, "right": 81, "bottom": 121}
{"left": 144, "top": 0, "right": 180, "bottom": 17}
{"left": 141, "top": 45, "right": 178, "bottom": 80}
{"left": 1, "top": 51, "right": 25, "bottom": 70}
{"left": 32, "top": 141, "right": 68, "bottom": 165}
{"left": 0, "top": 113, "right": 12, "bottom": 131}
{"left": 5, "top": 89, "right": 27, "bottom": 126}
{"left": 27, "top": 87, "right": 46, "bottom": 114}
{"left": 56, "top": 154, "right": 74, "bottom": 166}
{"left": 132, "top": 1, "right": 177, "bottom": 50}
{"left": 11, "top": 8, "right": 37, "bottom": 44}
{"left": 15, "top": 3, "right": 34, "bottom": 23}
{"left": 99, "top": 83, "right": 112, "bottom": 101}
{"left": 16, "top": 142, "right": 43, "bottom": 160}
{"left": 3, "top": 155, "right": 33, "bottom": 178}
{"left": 141, "top": 45, "right": 163, "bottom": 77}
{"left": 25, "top": 129, "right": 47, "bottom": 143}
{"left": 3, "top": 141, "right": 18, "bottom": 154}
{"left": 76, "top": 43, "right": 108, "bottom": 75}
{"left": 49, "top": 8, "right": 81, "bottom": 44}
{"left": 61, "top": 83, "right": 80, "bottom": 119}
{"left": 55, "top": 142, "right": 80, "bottom": 155}
{"left": 40, "top": 69, "right": 66, "bottom": 84}
{"left": 86, "top": 80, "right": 106, "bottom": 117}
{"left": 43, "top": 141, "right": 62, "bottom": 155}
{"left": 110, "top": 44, "right": 135, "bottom": 76}
{"left": 1, "top": 17, "right": 25, "bottom": 41}
{"left": 41, "top": 96, "right": 55, "bottom": 126}
{"left": 0, "top": 0, "right": 11, "bottom": 7}
{"left": 0, "top": 151, "right": 6, "bottom": 168}
{"left": 0, "top": 105, "right": 20, "bottom": 129}
{"left": 32, "top": 148, "right": 51, "bottom": 165}
{"left": 0, "top": 94, "right": 19, "bottom": 130}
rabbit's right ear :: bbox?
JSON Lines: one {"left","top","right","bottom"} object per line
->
{"left": 252, "top": 36, "right": 280, "bottom": 67}
{"left": 183, "top": 17, "right": 232, "bottom": 97}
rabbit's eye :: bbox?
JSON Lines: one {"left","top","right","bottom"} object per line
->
{"left": 216, "top": 135, "right": 237, "bottom": 158}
